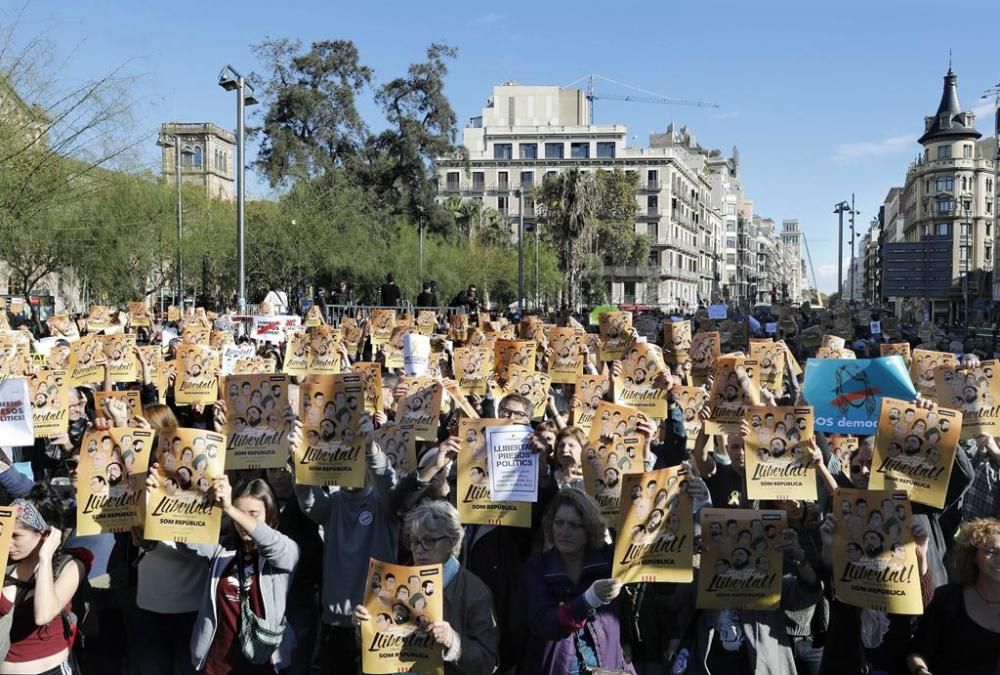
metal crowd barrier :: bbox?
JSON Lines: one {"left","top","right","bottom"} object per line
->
{"left": 323, "top": 304, "right": 467, "bottom": 326}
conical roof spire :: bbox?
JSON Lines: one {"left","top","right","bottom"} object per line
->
{"left": 918, "top": 66, "right": 981, "bottom": 144}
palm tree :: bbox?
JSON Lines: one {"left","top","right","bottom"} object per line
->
{"left": 536, "top": 169, "right": 597, "bottom": 308}
{"left": 457, "top": 197, "right": 483, "bottom": 243}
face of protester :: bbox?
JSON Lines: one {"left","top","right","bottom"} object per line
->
{"left": 233, "top": 495, "right": 268, "bottom": 542}
{"left": 552, "top": 504, "right": 588, "bottom": 558}
{"left": 9, "top": 521, "right": 44, "bottom": 562}
{"left": 852, "top": 438, "right": 874, "bottom": 488}
{"left": 68, "top": 389, "right": 86, "bottom": 422}
{"left": 410, "top": 527, "right": 455, "bottom": 567}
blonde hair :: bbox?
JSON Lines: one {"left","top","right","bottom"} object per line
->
{"left": 142, "top": 404, "right": 178, "bottom": 431}
{"left": 542, "top": 487, "right": 606, "bottom": 551}
{"left": 404, "top": 500, "right": 464, "bottom": 556}
{"left": 953, "top": 518, "right": 1000, "bottom": 585}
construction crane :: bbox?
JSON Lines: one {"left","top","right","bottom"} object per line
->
{"left": 800, "top": 232, "right": 823, "bottom": 308}
{"left": 564, "top": 73, "right": 720, "bottom": 125}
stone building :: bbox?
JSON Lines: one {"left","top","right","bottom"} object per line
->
{"left": 159, "top": 122, "right": 236, "bottom": 201}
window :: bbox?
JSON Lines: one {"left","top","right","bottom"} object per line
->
{"left": 989, "top": 178, "right": 994, "bottom": 193}
{"left": 726, "top": 203, "right": 736, "bottom": 216}
{"left": 937, "top": 144, "right": 952, "bottom": 160}
{"left": 520, "top": 171, "right": 533, "bottom": 188}
{"left": 446, "top": 172, "right": 460, "bottom": 190}
{"left": 937, "top": 198, "right": 952, "bottom": 213}
{"left": 726, "top": 236, "right": 736, "bottom": 248}
{"left": 960, "top": 246, "right": 969, "bottom": 262}
{"left": 493, "top": 143, "right": 513, "bottom": 160}
{"left": 964, "top": 144, "right": 973, "bottom": 158}
{"left": 570, "top": 142, "right": 590, "bottom": 158}
{"left": 960, "top": 222, "right": 972, "bottom": 237}
{"left": 192, "top": 146, "right": 203, "bottom": 168}
{"left": 498, "top": 171, "right": 509, "bottom": 189}
{"left": 647, "top": 195, "right": 658, "bottom": 209}
{"left": 596, "top": 142, "right": 615, "bottom": 158}
{"left": 936, "top": 176, "right": 954, "bottom": 192}
{"left": 544, "top": 170, "right": 558, "bottom": 181}
{"left": 925, "top": 179, "right": 931, "bottom": 193}
{"left": 988, "top": 202, "right": 994, "bottom": 214}
{"left": 987, "top": 246, "right": 992, "bottom": 261}
{"left": 472, "top": 171, "right": 485, "bottom": 190}
{"left": 519, "top": 143, "right": 537, "bottom": 159}
{"left": 497, "top": 196, "right": 509, "bottom": 214}
{"left": 934, "top": 222, "right": 950, "bottom": 236}
{"left": 648, "top": 250, "right": 659, "bottom": 265}
{"left": 544, "top": 143, "right": 564, "bottom": 159}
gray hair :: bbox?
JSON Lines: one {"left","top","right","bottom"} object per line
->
{"left": 404, "top": 500, "right": 464, "bottom": 556}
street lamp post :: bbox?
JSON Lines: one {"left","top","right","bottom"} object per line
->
{"left": 515, "top": 189, "right": 525, "bottom": 316}
{"left": 218, "top": 65, "right": 257, "bottom": 315}
{"left": 834, "top": 200, "right": 851, "bottom": 297}
{"left": 534, "top": 221, "right": 540, "bottom": 310}
{"left": 156, "top": 133, "right": 195, "bottom": 310}
{"left": 961, "top": 193, "right": 973, "bottom": 323}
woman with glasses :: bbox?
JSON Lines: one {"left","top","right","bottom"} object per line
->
{"left": 907, "top": 517, "right": 1000, "bottom": 675}
{"left": 519, "top": 488, "right": 632, "bottom": 675}
{"left": 353, "top": 500, "right": 499, "bottom": 674}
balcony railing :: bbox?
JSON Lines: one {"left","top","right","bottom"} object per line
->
{"left": 641, "top": 208, "right": 661, "bottom": 219}
{"left": 603, "top": 265, "right": 661, "bottom": 278}
{"left": 639, "top": 181, "right": 662, "bottom": 192}
{"left": 663, "top": 266, "right": 700, "bottom": 282}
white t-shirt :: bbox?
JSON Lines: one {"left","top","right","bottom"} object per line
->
{"left": 263, "top": 290, "right": 288, "bottom": 314}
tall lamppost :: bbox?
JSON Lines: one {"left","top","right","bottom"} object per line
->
{"left": 960, "top": 192, "right": 974, "bottom": 323}
{"left": 218, "top": 65, "right": 257, "bottom": 314}
{"left": 834, "top": 200, "right": 851, "bottom": 297}
{"left": 156, "top": 133, "right": 195, "bottom": 310}
{"left": 514, "top": 188, "right": 525, "bottom": 316}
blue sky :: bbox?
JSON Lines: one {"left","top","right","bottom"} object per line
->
{"left": 9, "top": 0, "right": 1000, "bottom": 293}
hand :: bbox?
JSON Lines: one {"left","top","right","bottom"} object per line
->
{"left": 373, "top": 411, "right": 388, "bottom": 428}
{"left": 214, "top": 474, "right": 233, "bottom": 510}
{"left": 819, "top": 514, "right": 837, "bottom": 550}
{"left": 38, "top": 527, "right": 62, "bottom": 562}
{"left": 976, "top": 434, "right": 1000, "bottom": 461}
{"left": 353, "top": 604, "right": 371, "bottom": 625}
{"left": 775, "top": 527, "right": 806, "bottom": 564}
{"left": 760, "top": 388, "right": 777, "bottom": 407}
{"left": 49, "top": 431, "right": 73, "bottom": 451}
{"left": 104, "top": 397, "right": 129, "bottom": 427}
{"left": 653, "top": 369, "right": 674, "bottom": 390}
{"left": 686, "top": 475, "right": 710, "bottom": 505}
{"left": 146, "top": 463, "right": 161, "bottom": 491}
{"left": 213, "top": 399, "right": 228, "bottom": 433}
{"left": 800, "top": 437, "right": 823, "bottom": 466}
{"left": 913, "top": 521, "right": 930, "bottom": 575}
{"left": 359, "top": 413, "right": 375, "bottom": 451}
{"left": 591, "top": 578, "right": 623, "bottom": 604}
{"left": 288, "top": 419, "right": 304, "bottom": 458}
{"left": 636, "top": 417, "right": 657, "bottom": 451}
{"left": 960, "top": 353, "right": 981, "bottom": 370}
{"left": 913, "top": 395, "right": 937, "bottom": 412}
{"left": 426, "top": 620, "right": 456, "bottom": 650}
{"left": 610, "top": 361, "right": 623, "bottom": 381}
{"left": 739, "top": 419, "right": 752, "bottom": 439}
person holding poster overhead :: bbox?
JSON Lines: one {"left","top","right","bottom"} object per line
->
{"left": 520, "top": 488, "right": 632, "bottom": 675}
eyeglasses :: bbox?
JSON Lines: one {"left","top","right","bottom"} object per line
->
{"left": 553, "top": 517, "right": 585, "bottom": 532}
{"left": 410, "top": 535, "right": 450, "bottom": 551}
{"left": 498, "top": 407, "right": 529, "bottom": 421}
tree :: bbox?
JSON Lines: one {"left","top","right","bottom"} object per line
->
{"left": 535, "top": 169, "right": 597, "bottom": 307}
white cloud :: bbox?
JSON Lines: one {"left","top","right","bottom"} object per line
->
{"left": 712, "top": 110, "right": 740, "bottom": 120}
{"left": 972, "top": 100, "right": 995, "bottom": 121}
{"left": 473, "top": 12, "right": 502, "bottom": 25}
{"left": 832, "top": 134, "right": 913, "bottom": 162}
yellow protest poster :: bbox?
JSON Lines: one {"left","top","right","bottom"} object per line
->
{"left": 690, "top": 331, "right": 721, "bottom": 382}
{"left": 174, "top": 344, "right": 220, "bottom": 405}
{"left": 295, "top": 373, "right": 366, "bottom": 487}
{"left": 283, "top": 332, "right": 309, "bottom": 377}
{"left": 454, "top": 346, "right": 491, "bottom": 396}
{"left": 305, "top": 304, "right": 325, "bottom": 328}
{"left": 352, "top": 362, "right": 384, "bottom": 414}
{"left": 383, "top": 323, "right": 415, "bottom": 370}
{"left": 671, "top": 386, "right": 710, "bottom": 441}
{"left": 85, "top": 304, "right": 112, "bottom": 332}
{"left": 370, "top": 309, "right": 396, "bottom": 347}
{"left": 137, "top": 345, "right": 167, "bottom": 404}
{"left": 705, "top": 356, "right": 760, "bottom": 435}
{"left": 506, "top": 364, "right": 551, "bottom": 419}
{"left": 307, "top": 326, "right": 342, "bottom": 375}
{"left": 880, "top": 342, "right": 912, "bottom": 366}
{"left": 222, "top": 374, "right": 290, "bottom": 470}
{"left": 570, "top": 373, "right": 610, "bottom": 436}
{"left": 456, "top": 418, "right": 530, "bottom": 527}
{"left": 144, "top": 428, "right": 225, "bottom": 545}
{"left": 910, "top": 349, "right": 957, "bottom": 397}
{"left": 0, "top": 508, "right": 15, "bottom": 571}
{"left": 77, "top": 427, "right": 154, "bottom": 535}
{"left": 933, "top": 359, "right": 1000, "bottom": 440}
{"left": 613, "top": 342, "right": 669, "bottom": 418}
{"left": 822, "top": 335, "right": 846, "bottom": 351}
{"left": 208, "top": 330, "right": 234, "bottom": 350}
{"left": 744, "top": 406, "right": 816, "bottom": 501}
{"left": 518, "top": 316, "right": 545, "bottom": 343}
{"left": 100, "top": 333, "right": 138, "bottom": 384}
{"left": 831, "top": 488, "right": 923, "bottom": 614}
{"left": 448, "top": 314, "right": 469, "bottom": 342}
{"left": 396, "top": 377, "right": 443, "bottom": 442}
{"left": 0, "top": 334, "right": 29, "bottom": 379}
{"left": 47, "top": 313, "right": 80, "bottom": 340}
{"left": 94, "top": 391, "right": 143, "bottom": 425}
{"left": 46, "top": 340, "right": 71, "bottom": 371}
{"left": 749, "top": 340, "right": 785, "bottom": 394}
{"left": 697, "top": 508, "right": 786, "bottom": 610}
{"left": 339, "top": 317, "right": 364, "bottom": 356}
{"left": 829, "top": 434, "right": 859, "bottom": 465}
{"left": 167, "top": 305, "right": 181, "bottom": 322}
{"left": 181, "top": 325, "right": 211, "bottom": 346}
{"left": 414, "top": 310, "right": 435, "bottom": 336}
{"left": 361, "top": 559, "right": 444, "bottom": 675}
{"left": 547, "top": 328, "right": 583, "bottom": 384}
{"left": 582, "top": 402, "right": 648, "bottom": 525}
{"left": 28, "top": 370, "right": 68, "bottom": 438}
{"left": 598, "top": 311, "right": 632, "bottom": 362}
{"left": 494, "top": 339, "right": 536, "bottom": 380}
{"left": 662, "top": 320, "right": 692, "bottom": 366}
{"left": 67, "top": 335, "right": 106, "bottom": 386}
{"left": 612, "top": 467, "right": 694, "bottom": 584}
{"left": 128, "top": 301, "right": 151, "bottom": 328}
{"left": 869, "top": 396, "right": 960, "bottom": 509}
{"left": 776, "top": 340, "right": 802, "bottom": 377}
{"left": 374, "top": 422, "right": 417, "bottom": 476}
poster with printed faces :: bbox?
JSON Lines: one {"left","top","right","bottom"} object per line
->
{"left": 181, "top": 325, "right": 211, "bottom": 346}
{"left": 382, "top": 323, "right": 414, "bottom": 370}
{"left": 100, "top": 333, "right": 137, "bottom": 384}
{"left": 395, "top": 377, "right": 443, "bottom": 442}
{"left": 137, "top": 346, "right": 167, "bottom": 404}
{"left": 307, "top": 326, "right": 342, "bottom": 375}
{"left": 220, "top": 344, "right": 256, "bottom": 376}
{"left": 880, "top": 342, "right": 912, "bottom": 366}
{"left": 457, "top": 418, "right": 530, "bottom": 527}
{"left": 0, "top": 335, "right": 29, "bottom": 379}
{"left": 662, "top": 320, "right": 692, "bottom": 366}
{"left": 613, "top": 342, "right": 669, "bottom": 418}
{"left": 374, "top": 422, "right": 416, "bottom": 477}
{"left": 174, "top": 344, "right": 220, "bottom": 405}
{"left": 94, "top": 391, "right": 143, "bottom": 426}
{"left": 776, "top": 340, "right": 802, "bottom": 377}
{"left": 598, "top": 311, "right": 632, "bottom": 362}
{"left": 28, "top": 369, "right": 67, "bottom": 437}
{"left": 705, "top": 356, "right": 760, "bottom": 435}
{"left": 369, "top": 309, "right": 396, "bottom": 347}
{"left": 232, "top": 357, "right": 273, "bottom": 375}
{"left": 506, "top": 364, "right": 551, "bottom": 420}
{"left": 690, "top": 332, "right": 721, "bottom": 382}
{"left": 910, "top": 349, "right": 957, "bottom": 398}
{"left": 870, "top": 397, "right": 960, "bottom": 509}
{"left": 829, "top": 434, "right": 859, "bottom": 467}
{"left": 518, "top": 316, "right": 545, "bottom": 343}
{"left": 305, "top": 304, "right": 325, "bottom": 328}
{"left": 85, "top": 304, "right": 112, "bottom": 332}
{"left": 283, "top": 332, "right": 309, "bottom": 377}
{"left": 744, "top": 406, "right": 816, "bottom": 501}
{"left": 46, "top": 313, "right": 79, "bottom": 340}
{"left": 128, "top": 301, "right": 151, "bottom": 328}
{"left": 547, "top": 328, "right": 584, "bottom": 384}
{"left": 697, "top": 508, "right": 787, "bottom": 610}
{"left": 295, "top": 374, "right": 367, "bottom": 487}
{"left": 822, "top": 335, "right": 846, "bottom": 351}
{"left": 454, "top": 346, "right": 492, "bottom": 396}
{"left": 831, "top": 489, "right": 923, "bottom": 614}
{"left": 352, "top": 362, "right": 384, "bottom": 414}
{"left": 933, "top": 360, "right": 1000, "bottom": 441}
{"left": 166, "top": 305, "right": 181, "bottom": 322}
{"left": 448, "top": 314, "right": 469, "bottom": 342}
{"left": 339, "top": 317, "right": 364, "bottom": 356}
{"left": 415, "top": 310, "right": 436, "bottom": 336}
{"left": 47, "top": 340, "right": 71, "bottom": 371}
{"left": 77, "top": 427, "right": 153, "bottom": 535}
{"left": 612, "top": 467, "right": 694, "bottom": 584}
{"left": 571, "top": 373, "right": 610, "bottom": 435}
{"left": 749, "top": 340, "right": 785, "bottom": 395}
{"left": 144, "top": 428, "right": 225, "bottom": 545}
{"left": 671, "top": 386, "right": 710, "bottom": 441}
{"left": 816, "top": 346, "right": 855, "bottom": 360}
{"left": 361, "top": 559, "right": 443, "bottom": 675}
{"left": 582, "top": 402, "right": 648, "bottom": 525}
{"left": 494, "top": 339, "right": 536, "bottom": 380}
{"left": 209, "top": 330, "right": 234, "bottom": 350}
{"left": 67, "top": 335, "right": 107, "bottom": 386}
{"left": 223, "top": 374, "right": 291, "bottom": 470}
{"left": 0, "top": 508, "right": 15, "bottom": 571}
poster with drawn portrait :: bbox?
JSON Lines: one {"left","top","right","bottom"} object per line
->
{"left": 570, "top": 373, "right": 610, "bottom": 436}
{"left": 396, "top": 377, "right": 444, "bottom": 442}
{"left": 829, "top": 434, "right": 859, "bottom": 466}
{"left": 880, "top": 342, "right": 912, "bottom": 366}
{"left": 749, "top": 339, "right": 785, "bottom": 395}
{"left": 494, "top": 339, "right": 536, "bottom": 380}
{"left": 383, "top": 323, "right": 415, "bottom": 371}
{"left": 0, "top": 334, "right": 29, "bottom": 380}
{"left": 454, "top": 346, "right": 491, "bottom": 396}
{"left": 295, "top": 373, "right": 366, "bottom": 487}
{"left": 612, "top": 467, "right": 694, "bottom": 584}
{"left": 506, "top": 365, "right": 551, "bottom": 420}
{"left": 662, "top": 320, "right": 692, "bottom": 366}
{"left": 352, "top": 361, "right": 384, "bottom": 414}
{"left": 456, "top": 418, "right": 530, "bottom": 527}
{"left": 831, "top": 488, "right": 922, "bottom": 614}
{"left": 361, "top": 559, "right": 444, "bottom": 675}
{"left": 518, "top": 316, "right": 544, "bottom": 344}
{"left": 613, "top": 342, "right": 669, "bottom": 418}
{"left": 137, "top": 346, "right": 167, "bottom": 404}
{"left": 28, "top": 369, "right": 67, "bottom": 438}
{"left": 339, "top": 316, "right": 364, "bottom": 356}
{"left": 547, "top": 328, "right": 584, "bottom": 384}
{"left": 744, "top": 406, "right": 816, "bottom": 501}
{"left": 582, "top": 402, "right": 648, "bottom": 525}
{"left": 283, "top": 331, "right": 309, "bottom": 377}
{"left": 100, "top": 333, "right": 137, "bottom": 384}
{"left": 870, "top": 396, "right": 960, "bottom": 509}
{"left": 209, "top": 330, "right": 234, "bottom": 350}
{"left": 175, "top": 344, "right": 220, "bottom": 405}
{"left": 690, "top": 331, "right": 721, "bottom": 383}
{"left": 705, "top": 356, "right": 760, "bottom": 435}
{"left": 46, "top": 339, "right": 71, "bottom": 371}
{"left": 0, "top": 508, "right": 14, "bottom": 571}
{"left": 598, "top": 311, "right": 632, "bottom": 362}
{"left": 67, "top": 335, "right": 106, "bottom": 386}
{"left": 374, "top": 422, "right": 417, "bottom": 477}
{"left": 85, "top": 304, "right": 112, "bottom": 332}
{"left": 697, "top": 508, "right": 786, "bottom": 610}
{"left": 76, "top": 427, "right": 154, "bottom": 535}
{"left": 671, "top": 385, "right": 711, "bottom": 441}
{"left": 369, "top": 309, "right": 396, "bottom": 347}
{"left": 910, "top": 349, "right": 957, "bottom": 398}
{"left": 305, "top": 304, "right": 325, "bottom": 328}
{"left": 933, "top": 359, "right": 1000, "bottom": 441}
{"left": 128, "top": 301, "right": 151, "bottom": 328}
{"left": 46, "top": 313, "right": 79, "bottom": 341}
{"left": 415, "top": 310, "right": 436, "bottom": 336}
{"left": 181, "top": 325, "right": 211, "bottom": 346}
{"left": 94, "top": 391, "right": 143, "bottom": 426}
{"left": 448, "top": 314, "right": 469, "bottom": 342}
{"left": 307, "top": 326, "right": 342, "bottom": 375}
{"left": 222, "top": 374, "right": 290, "bottom": 470}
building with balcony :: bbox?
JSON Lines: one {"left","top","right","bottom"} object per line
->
{"left": 780, "top": 220, "right": 804, "bottom": 303}
{"left": 159, "top": 122, "right": 236, "bottom": 201}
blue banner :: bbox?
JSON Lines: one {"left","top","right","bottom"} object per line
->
{"left": 802, "top": 356, "right": 916, "bottom": 434}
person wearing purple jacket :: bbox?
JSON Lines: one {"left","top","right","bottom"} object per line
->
{"left": 519, "top": 488, "right": 634, "bottom": 675}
